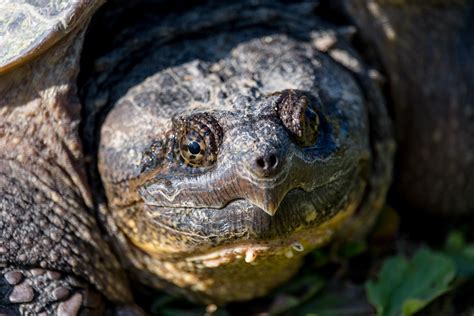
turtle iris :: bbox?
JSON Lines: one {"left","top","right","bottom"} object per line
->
{"left": 180, "top": 131, "right": 206, "bottom": 166}
{"left": 174, "top": 113, "right": 223, "bottom": 167}
{"left": 298, "top": 105, "right": 319, "bottom": 147}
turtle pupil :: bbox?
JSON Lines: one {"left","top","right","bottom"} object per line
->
{"left": 188, "top": 141, "right": 201, "bottom": 155}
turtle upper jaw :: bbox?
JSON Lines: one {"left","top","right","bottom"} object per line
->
{"left": 140, "top": 175, "right": 292, "bottom": 217}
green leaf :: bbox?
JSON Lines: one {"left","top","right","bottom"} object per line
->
{"left": 444, "top": 231, "right": 474, "bottom": 278}
{"left": 401, "top": 299, "right": 425, "bottom": 316}
{"left": 445, "top": 230, "right": 465, "bottom": 251}
{"left": 366, "top": 248, "right": 456, "bottom": 316}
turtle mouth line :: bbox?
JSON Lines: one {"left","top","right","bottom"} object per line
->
{"left": 142, "top": 165, "right": 358, "bottom": 215}
{"left": 146, "top": 187, "right": 298, "bottom": 215}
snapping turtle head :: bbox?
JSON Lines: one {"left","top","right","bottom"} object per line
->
{"left": 98, "top": 35, "right": 373, "bottom": 303}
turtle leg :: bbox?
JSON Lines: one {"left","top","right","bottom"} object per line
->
{"left": 0, "top": 267, "right": 145, "bottom": 316}
{"left": 0, "top": 266, "right": 105, "bottom": 315}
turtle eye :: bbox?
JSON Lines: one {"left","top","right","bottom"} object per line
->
{"left": 298, "top": 103, "right": 319, "bottom": 147}
{"left": 180, "top": 132, "right": 206, "bottom": 166}
{"left": 275, "top": 90, "right": 320, "bottom": 147}
{"left": 175, "top": 113, "right": 223, "bottom": 167}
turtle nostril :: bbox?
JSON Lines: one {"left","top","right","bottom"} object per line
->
{"left": 269, "top": 154, "right": 278, "bottom": 169}
{"left": 255, "top": 153, "right": 279, "bottom": 174}
{"left": 256, "top": 157, "right": 266, "bottom": 169}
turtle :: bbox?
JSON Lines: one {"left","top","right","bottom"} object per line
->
{"left": 0, "top": 0, "right": 473, "bottom": 314}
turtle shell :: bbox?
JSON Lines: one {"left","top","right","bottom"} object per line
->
{"left": 0, "top": 0, "right": 103, "bottom": 73}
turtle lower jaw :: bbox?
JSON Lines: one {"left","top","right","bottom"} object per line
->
{"left": 123, "top": 197, "right": 359, "bottom": 305}
{"left": 181, "top": 204, "right": 355, "bottom": 266}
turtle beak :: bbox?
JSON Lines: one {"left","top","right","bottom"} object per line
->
{"left": 252, "top": 199, "right": 280, "bottom": 216}
{"left": 243, "top": 185, "right": 288, "bottom": 216}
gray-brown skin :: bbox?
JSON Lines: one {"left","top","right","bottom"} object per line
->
{"left": 91, "top": 2, "right": 393, "bottom": 304}
{"left": 0, "top": 1, "right": 137, "bottom": 315}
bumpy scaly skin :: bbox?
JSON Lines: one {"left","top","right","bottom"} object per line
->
{"left": 0, "top": 12, "right": 135, "bottom": 315}
{"left": 88, "top": 2, "right": 393, "bottom": 304}
{"left": 0, "top": 266, "right": 105, "bottom": 315}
